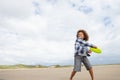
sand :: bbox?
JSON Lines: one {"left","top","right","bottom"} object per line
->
{"left": 0, "top": 65, "right": 120, "bottom": 80}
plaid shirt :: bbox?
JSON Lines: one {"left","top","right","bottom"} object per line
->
{"left": 75, "top": 38, "right": 94, "bottom": 56}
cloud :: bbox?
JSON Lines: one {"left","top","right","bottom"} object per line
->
{"left": 0, "top": 0, "right": 33, "bottom": 19}
{"left": 0, "top": 0, "right": 120, "bottom": 65}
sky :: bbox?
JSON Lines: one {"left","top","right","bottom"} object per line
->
{"left": 0, "top": 0, "right": 120, "bottom": 65}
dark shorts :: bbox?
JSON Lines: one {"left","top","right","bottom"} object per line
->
{"left": 73, "top": 55, "right": 92, "bottom": 72}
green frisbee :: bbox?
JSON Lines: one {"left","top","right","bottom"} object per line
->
{"left": 90, "top": 48, "right": 102, "bottom": 54}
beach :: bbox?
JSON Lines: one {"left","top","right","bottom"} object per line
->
{"left": 0, "top": 65, "right": 120, "bottom": 80}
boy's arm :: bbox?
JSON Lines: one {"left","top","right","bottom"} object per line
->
{"left": 75, "top": 42, "right": 80, "bottom": 50}
{"left": 76, "top": 38, "right": 96, "bottom": 48}
{"left": 86, "top": 48, "right": 92, "bottom": 56}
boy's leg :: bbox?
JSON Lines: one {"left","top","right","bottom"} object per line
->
{"left": 69, "top": 55, "right": 81, "bottom": 80}
{"left": 89, "top": 67, "right": 94, "bottom": 80}
{"left": 73, "top": 55, "right": 82, "bottom": 71}
{"left": 82, "top": 57, "right": 95, "bottom": 80}
{"left": 69, "top": 70, "right": 76, "bottom": 80}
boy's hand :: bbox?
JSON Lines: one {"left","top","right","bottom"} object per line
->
{"left": 87, "top": 50, "right": 92, "bottom": 56}
{"left": 93, "top": 46, "right": 97, "bottom": 49}
{"left": 88, "top": 50, "right": 92, "bottom": 53}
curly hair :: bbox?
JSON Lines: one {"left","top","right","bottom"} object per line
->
{"left": 76, "top": 29, "right": 89, "bottom": 41}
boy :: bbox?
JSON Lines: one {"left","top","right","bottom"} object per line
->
{"left": 69, "top": 29, "right": 97, "bottom": 80}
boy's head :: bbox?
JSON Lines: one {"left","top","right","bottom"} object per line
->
{"left": 76, "top": 29, "right": 89, "bottom": 41}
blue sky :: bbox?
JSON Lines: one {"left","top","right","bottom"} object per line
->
{"left": 0, "top": 0, "right": 120, "bottom": 65}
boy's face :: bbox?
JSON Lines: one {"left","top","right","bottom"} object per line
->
{"left": 78, "top": 32, "right": 84, "bottom": 39}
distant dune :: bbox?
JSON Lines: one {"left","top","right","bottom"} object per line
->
{"left": 0, "top": 65, "right": 120, "bottom": 80}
